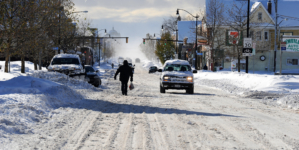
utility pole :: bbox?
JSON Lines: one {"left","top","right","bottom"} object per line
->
{"left": 58, "top": 0, "right": 61, "bottom": 54}
{"left": 195, "top": 16, "right": 198, "bottom": 69}
{"left": 274, "top": 0, "right": 278, "bottom": 73}
{"left": 246, "top": 0, "right": 250, "bottom": 73}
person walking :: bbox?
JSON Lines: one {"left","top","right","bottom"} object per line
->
{"left": 114, "top": 60, "right": 133, "bottom": 95}
{"left": 203, "top": 65, "right": 208, "bottom": 70}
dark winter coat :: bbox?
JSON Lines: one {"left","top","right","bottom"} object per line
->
{"left": 114, "top": 62, "right": 133, "bottom": 82}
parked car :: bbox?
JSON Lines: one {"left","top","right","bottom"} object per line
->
{"left": 135, "top": 58, "right": 140, "bottom": 63}
{"left": 128, "top": 63, "right": 135, "bottom": 74}
{"left": 84, "top": 65, "right": 101, "bottom": 87}
{"left": 158, "top": 59, "right": 197, "bottom": 94}
{"left": 126, "top": 57, "right": 132, "bottom": 63}
{"left": 149, "top": 66, "right": 158, "bottom": 73}
{"left": 118, "top": 57, "right": 124, "bottom": 66}
{"left": 47, "top": 54, "right": 85, "bottom": 76}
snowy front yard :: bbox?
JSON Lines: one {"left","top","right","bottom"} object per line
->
{"left": 194, "top": 70, "right": 299, "bottom": 110}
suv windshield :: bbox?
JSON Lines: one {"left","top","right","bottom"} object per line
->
{"left": 51, "top": 58, "right": 79, "bottom": 65}
{"left": 164, "top": 64, "right": 191, "bottom": 72}
{"left": 85, "top": 67, "right": 95, "bottom": 72}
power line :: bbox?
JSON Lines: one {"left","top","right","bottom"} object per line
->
{"left": 278, "top": 14, "right": 299, "bottom": 22}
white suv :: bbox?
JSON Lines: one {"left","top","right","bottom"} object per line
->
{"left": 47, "top": 54, "right": 85, "bottom": 76}
{"left": 158, "top": 59, "right": 197, "bottom": 94}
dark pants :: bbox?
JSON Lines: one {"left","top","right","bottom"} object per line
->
{"left": 121, "top": 80, "right": 128, "bottom": 95}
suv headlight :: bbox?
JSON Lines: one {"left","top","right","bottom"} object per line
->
{"left": 186, "top": 76, "right": 193, "bottom": 82}
{"left": 163, "top": 76, "right": 170, "bottom": 81}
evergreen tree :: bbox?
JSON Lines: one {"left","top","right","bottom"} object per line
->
{"left": 155, "top": 32, "right": 175, "bottom": 64}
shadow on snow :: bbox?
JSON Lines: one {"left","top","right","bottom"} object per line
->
{"left": 67, "top": 99, "right": 240, "bottom": 118}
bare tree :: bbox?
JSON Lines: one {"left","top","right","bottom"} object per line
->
{"left": 203, "top": 0, "right": 226, "bottom": 71}
{"left": 225, "top": 1, "right": 257, "bottom": 72}
{"left": 162, "top": 16, "right": 179, "bottom": 33}
{"left": 76, "top": 17, "right": 92, "bottom": 47}
{"left": 0, "top": 0, "right": 78, "bottom": 73}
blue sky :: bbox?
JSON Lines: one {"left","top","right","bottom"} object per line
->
{"left": 72, "top": 0, "right": 205, "bottom": 57}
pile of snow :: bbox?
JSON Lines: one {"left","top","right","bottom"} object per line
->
{"left": 142, "top": 61, "right": 162, "bottom": 70}
{"left": 194, "top": 71, "right": 299, "bottom": 110}
{"left": 143, "top": 61, "right": 155, "bottom": 69}
{"left": 0, "top": 61, "right": 96, "bottom": 136}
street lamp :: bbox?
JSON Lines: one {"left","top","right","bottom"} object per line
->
{"left": 161, "top": 25, "right": 164, "bottom": 32}
{"left": 277, "top": 17, "right": 288, "bottom": 75}
{"left": 177, "top": 8, "right": 199, "bottom": 69}
{"left": 174, "top": 16, "right": 181, "bottom": 59}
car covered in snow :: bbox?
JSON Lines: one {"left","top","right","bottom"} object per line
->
{"left": 135, "top": 58, "right": 140, "bottom": 63}
{"left": 128, "top": 62, "right": 135, "bottom": 74}
{"left": 118, "top": 57, "right": 124, "bottom": 66}
{"left": 149, "top": 66, "right": 158, "bottom": 73}
{"left": 47, "top": 54, "right": 85, "bottom": 75}
{"left": 158, "top": 59, "right": 197, "bottom": 94}
{"left": 84, "top": 65, "right": 101, "bottom": 87}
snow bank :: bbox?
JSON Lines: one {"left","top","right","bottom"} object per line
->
{"left": 194, "top": 71, "right": 299, "bottom": 110}
{"left": 0, "top": 61, "right": 97, "bottom": 136}
{"left": 194, "top": 71, "right": 299, "bottom": 94}
{"left": 143, "top": 61, "right": 155, "bottom": 69}
{"left": 142, "top": 60, "right": 162, "bottom": 69}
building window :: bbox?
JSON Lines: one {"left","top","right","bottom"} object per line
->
{"left": 264, "top": 31, "right": 269, "bottom": 41}
{"left": 258, "top": 12, "right": 262, "bottom": 20}
{"left": 257, "top": 31, "right": 261, "bottom": 40}
{"left": 287, "top": 59, "right": 298, "bottom": 65}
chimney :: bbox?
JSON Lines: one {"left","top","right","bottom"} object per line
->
{"left": 267, "top": 0, "right": 272, "bottom": 14}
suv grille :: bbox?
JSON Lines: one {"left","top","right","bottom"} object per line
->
{"left": 169, "top": 76, "right": 186, "bottom": 82}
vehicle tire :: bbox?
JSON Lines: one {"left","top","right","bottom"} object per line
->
{"left": 186, "top": 87, "right": 194, "bottom": 94}
{"left": 160, "top": 85, "right": 165, "bottom": 93}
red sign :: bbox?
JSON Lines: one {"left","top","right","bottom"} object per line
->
{"left": 229, "top": 31, "right": 239, "bottom": 44}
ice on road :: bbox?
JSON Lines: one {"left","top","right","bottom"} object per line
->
{"left": 1, "top": 63, "right": 299, "bottom": 150}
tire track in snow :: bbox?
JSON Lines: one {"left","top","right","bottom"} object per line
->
{"left": 142, "top": 112, "right": 155, "bottom": 150}
{"left": 62, "top": 111, "right": 99, "bottom": 150}
{"left": 195, "top": 96, "right": 290, "bottom": 149}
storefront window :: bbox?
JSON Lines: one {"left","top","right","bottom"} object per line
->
{"left": 287, "top": 59, "right": 298, "bottom": 65}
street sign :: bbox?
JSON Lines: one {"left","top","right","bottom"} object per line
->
{"left": 197, "top": 53, "right": 203, "bottom": 55}
{"left": 242, "top": 48, "right": 253, "bottom": 56}
{"left": 52, "top": 47, "right": 59, "bottom": 50}
{"left": 243, "top": 38, "right": 252, "bottom": 48}
{"left": 281, "top": 42, "right": 286, "bottom": 50}
{"left": 243, "top": 38, "right": 252, "bottom": 56}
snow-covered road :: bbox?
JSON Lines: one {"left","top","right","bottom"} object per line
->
{"left": 2, "top": 64, "right": 299, "bottom": 149}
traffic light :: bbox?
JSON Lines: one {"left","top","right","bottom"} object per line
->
{"left": 143, "top": 39, "right": 145, "bottom": 44}
{"left": 126, "top": 37, "right": 128, "bottom": 43}
{"left": 164, "top": 39, "right": 167, "bottom": 45}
